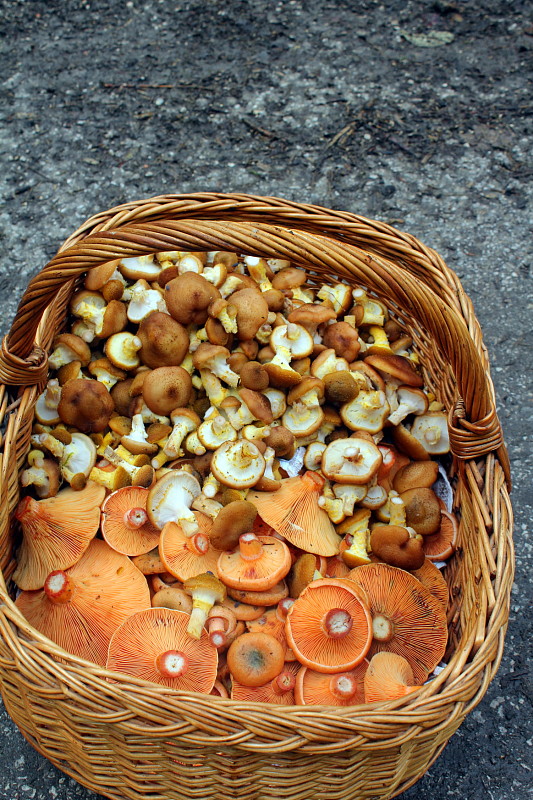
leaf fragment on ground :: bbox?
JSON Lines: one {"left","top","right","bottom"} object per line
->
{"left": 400, "top": 29, "right": 455, "bottom": 47}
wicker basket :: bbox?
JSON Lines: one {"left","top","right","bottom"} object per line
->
{"left": 0, "top": 193, "right": 513, "bottom": 800}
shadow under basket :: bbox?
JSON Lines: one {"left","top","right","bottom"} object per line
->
{"left": 0, "top": 193, "right": 514, "bottom": 800}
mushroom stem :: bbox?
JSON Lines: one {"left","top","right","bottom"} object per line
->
{"left": 124, "top": 507, "right": 149, "bottom": 529}
{"left": 321, "top": 608, "right": 353, "bottom": 639}
{"left": 271, "top": 668, "right": 296, "bottom": 696}
{"left": 186, "top": 532, "right": 210, "bottom": 557}
{"left": 329, "top": 673, "right": 358, "bottom": 700}
{"left": 239, "top": 533, "right": 263, "bottom": 561}
{"left": 43, "top": 570, "right": 75, "bottom": 604}
{"left": 372, "top": 614, "right": 394, "bottom": 642}
{"left": 155, "top": 650, "right": 189, "bottom": 678}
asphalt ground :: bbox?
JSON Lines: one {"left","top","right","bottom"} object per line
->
{"left": 0, "top": 1, "right": 531, "bottom": 798}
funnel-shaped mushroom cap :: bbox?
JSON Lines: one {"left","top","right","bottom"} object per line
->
{"left": 285, "top": 578, "right": 372, "bottom": 673}
{"left": 101, "top": 487, "right": 160, "bottom": 556}
{"left": 227, "top": 632, "right": 285, "bottom": 687}
{"left": 16, "top": 539, "right": 150, "bottom": 666}
{"left": 347, "top": 563, "right": 447, "bottom": 683}
{"left": 217, "top": 534, "right": 292, "bottom": 592}
{"left": 421, "top": 510, "right": 458, "bottom": 562}
{"left": 363, "top": 652, "right": 418, "bottom": 703}
{"left": 159, "top": 512, "right": 220, "bottom": 582}
{"left": 231, "top": 661, "right": 299, "bottom": 704}
{"left": 248, "top": 472, "right": 341, "bottom": 557}
{"left": 295, "top": 661, "right": 368, "bottom": 706}
{"left": 13, "top": 483, "right": 106, "bottom": 590}
{"left": 409, "top": 559, "right": 449, "bottom": 609}
{"left": 107, "top": 607, "right": 217, "bottom": 692}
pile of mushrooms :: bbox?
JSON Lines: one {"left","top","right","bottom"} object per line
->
{"left": 13, "top": 248, "right": 458, "bottom": 702}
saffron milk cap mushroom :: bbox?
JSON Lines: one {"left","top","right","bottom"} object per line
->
{"left": 364, "top": 651, "right": 418, "bottom": 703}
{"left": 159, "top": 513, "right": 220, "bottom": 582}
{"left": 295, "top": 661, "right": 368, "bottom": 706}
{"left": 107, "top": 607, "right": 217, "bottom": 692}
{"left": 227, "top": 631, "right": 285, "bottom": 687}
{"left": 101, "top": 486, "right": 160, "bottom": 556}
{"left": 217, "top": 533, "right": 292, "bottom": 592}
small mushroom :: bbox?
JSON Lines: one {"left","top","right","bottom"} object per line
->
{"left": 410, "top": 412, "right": 450, "bottom": 454}
{"left": 105, "top": 331, "right": 143, "bottom": 371}
{"left": 159, "top": 514, "right": 220, "bottom": 582}
{"left": 147, "top": 470, "right": 202, "bottom": 536}
{"left": 421, "top": 510, "right": 458, "bottom": 562}
{"left": 192, "top": 343, "right": 240, "bottom": 387}
{"left": 387, "top": 386, "right": 429, "bottom": 427}
{"left": 48, "top": 334, "right": 91, "bottom": 371}
{"left": 340, "top": 388, "right": 390, "bottom": 434}
{"left": 210, "top": 500, "right": 258, "bottom": 550}
{"left": 370, "top": 525, "right": 425, "bottom": 570}
{"left": 323, "top": 322, "right": 361, "bottom": 362}
{"left": 231, "top": 662, "right": 298, "bottom": 704}
{"left": 142, "top": 366, "right": 192, "bottom": 416}
{"left": 321, "top": 437, "right": 382, "bottom": 485}
{"left": 137, "top": 311, "right": 189, "bottom": 369}
{"left": 183, "top": 572, "right": 227, "bottom": 639}
{"left": 364, "top": 353, "right": 423, "bottom": 388}
{"left": 400, "top": 487, "right": 442, "bottom": 535}
{"left": 20, "top": 457, "right": 61, "bottom": 499}
{"left": 210, "top": 440, "right": 266, "bottom": 489}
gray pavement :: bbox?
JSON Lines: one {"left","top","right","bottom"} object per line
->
{"left": 0, "top": 1, "right": 531, "bottom": 798}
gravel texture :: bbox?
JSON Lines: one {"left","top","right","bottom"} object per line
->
{"left": 0, "top": 0, "right": 531, "bottom": 798}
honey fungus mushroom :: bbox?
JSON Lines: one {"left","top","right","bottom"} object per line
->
{"left": 321, "top": 437, "right": 382, "bottom": 485}
{"left": 165, "top": 272, "right": 221, "bottom": 326}
{"left": 58, "top": 378, "right": 115, "bottom": 433}
{"left": 136, "top": 311, "right": 189, "bottom": 369}
{"left": 142, "top": 366, "right": 192, "bottom": 416}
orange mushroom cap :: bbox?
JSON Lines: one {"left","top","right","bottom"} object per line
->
{"left": 107, "top": 607, "right": 218, "bottom": 692}
{"left": 295, "top": 660, "right": 368, "bottom": 706}
{"left": 15, "top": 539, "right": 150, "bottom": 666}
{"left": 346, "top": 563, "right": 447, "bottom": 683}
{"left": 245, "top": 600, "right": 294, "bottom": 649}
{"left": 226, "top": 631, "right": 285, "bottom": 687}
{"left": 248, "top": 471, "right": 341, "bottom": 557}
{"left": 101, "top": 486, "right": 160, "bottom": 556}
{"left": 285, "top": 578, "right": 372, "bottom": 673}
{"left": 13, "top": 483, "right": 105, "bottom": 590}
{"left": 231, "top": 660, "right": 300, "bottom": 704}
{"left": 159, "top": 512, "right": 220, "bottom": 582}
{"left": 421, "top": 510, "right": 458, "bottom": 562}
{"left": 409, "top": 558, "right": 449, "bottom": 609}
{"left": 363, "top": 652, "right": 418, "bottom": 703}
{"left": 217, "top": 534, "right": 292, "bottom": 592}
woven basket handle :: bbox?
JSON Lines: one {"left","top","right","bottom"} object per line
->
{"left": 0, "top": 218, "right": 508, "bottom": 477}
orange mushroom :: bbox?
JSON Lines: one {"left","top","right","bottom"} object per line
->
{"left": 13, "top": 482, "right": 105, "bottom": 590}
{"left": 217, "top": 533, "right": 292, "bottom": 592}
{"left": 245, "top": 598, "right": 294, "bottom": 649}
{"left": 226, "top": 580, "right": 289, "bottom": 607}
{"left": 421, "top": 510, "right": 458, "bottom": 561}
{"left": 159, "top": 512, "right": 220, "bottom": 582}
{"left": 347, "top": 563, "right": 447, "bottom": 683}
{"left": 410, "top": 559, "right": 449, "bottom": 609}
{"left": 231, "top": 660, "right": 300, "bottom": 704}
{"left": 363, "top": 652, "right": 418, "bottom": 703}
{"left": 248, "top": 471, "right": 341, "bottom": 557}
{"left": 101, "top": 486, "right": 160, "bottom": 556}
{"left": 16, "top": 539, "right": 150, "bottom": 666}
{"left": 295, "top": 660, "right": 368, "bottom": 706}
{"left": 107, "top": 607, "right": 217, "bottom": 693}
{"left": 226, "top": 631, "right": 285, "bottom": 687}
{"left": 285, "top": 578, "right": 372, "bottom": 673}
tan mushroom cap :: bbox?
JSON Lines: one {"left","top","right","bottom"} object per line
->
{"left": 13, "top": 482, "right": 105, "bottom": 590}
{"left": 370, "top": 525, "right": 425, "bottom": 571}
{"left": 210, "top": 500, "right": 258, "bottom": 551}
{"left": 346, "top": 563, "right": 447, "bottom": 683}
{"left": 226, "top": 579, "right": 289, "bottom": 607}
{"left": 400, "top": 487, "right": 442, "bottom": 535}
{"left": 229, "top": 288, "right": 269, "bottom": 341}
{"left": 364, "top": 354, "right": 424, "bottom": 388}
{"left": 165, "top": 272, "right": 221, "bottom": 326}
{"left": 323, "top": 322, "right": 361, "bottom": 362}
{"left": 392, "top": 460, "right": 439, "bottom": 493}
{"left": 16, "top": 539, "right": 150, "bottom": 666}
{"left": 107, "top": 607, "right": 218, "bottom": 692}
{"left": 321, "top": 437, "right": 382, "bottom": 485}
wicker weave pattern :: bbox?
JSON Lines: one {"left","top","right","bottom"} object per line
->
{"left": 0, "top": 194, "right": 513, "bottom": 800}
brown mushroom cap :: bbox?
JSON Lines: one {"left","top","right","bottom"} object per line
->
{"left": 58, "top": 378, "right": 115, "bottom": 433}
{"left": 323, "top": 322, "right": 361, "bottom": 362}
{"left": 272, "top": 267, "right": 307, "bottom": 291}
{"left": 392, "top": 461, "right": 439, "bottom": 493}
{"left": 364, "top": 354, "right": 424, "bottom": 388}
{"left": 239, "top": 387, "right": 273, "bottom": 425}
{"left": 229, "top": 288, "right": 269, "bottom": 340}
{"left": 370, "top": 525, "right": 425, "bottom": 570}
{"left": 323, "top": 371, "right": 360, "bottom": 405}
{"left": 287, "top": 303, "right": 337, "bottom": 334}
{"left": 240, "top": 361, "right": 270, "bottom": 391}
{"left": 142, "top": 366, "right": 192, "bottom": 415}
{"left": 263, "top": 426, "right": 296, "bottom": 459}
{"left": 400, "top": 487, "right": 442, "bottom": 535}
{"left": 165, "top": 272, "right": 221, "bottom": 326}
{"left": 210, "top": 500, "right": 258, "bottom": 550}
{"left": 137, "top": 311, "right": 189, "bottom": 369}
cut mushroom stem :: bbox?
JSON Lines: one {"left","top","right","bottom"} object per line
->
{"left": 155, "top": 650, "right": 189, "bottom": 679}
{"left": 272, "top": 668, "right": 296, "bottom": 695}
{"left": 43, "top": 570, "right": 75, "bottom": 604}
{"left": 322, "top": 608, "right": 354, "bottom": 639}
{"left": 124, "top": 507, "right": 149, "bottom": 529}
{"left": 329, "top": 673, "right": 359, "bottom": 700}
{"left": 239, "top": 532, "right": 263, "bottom": 560}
